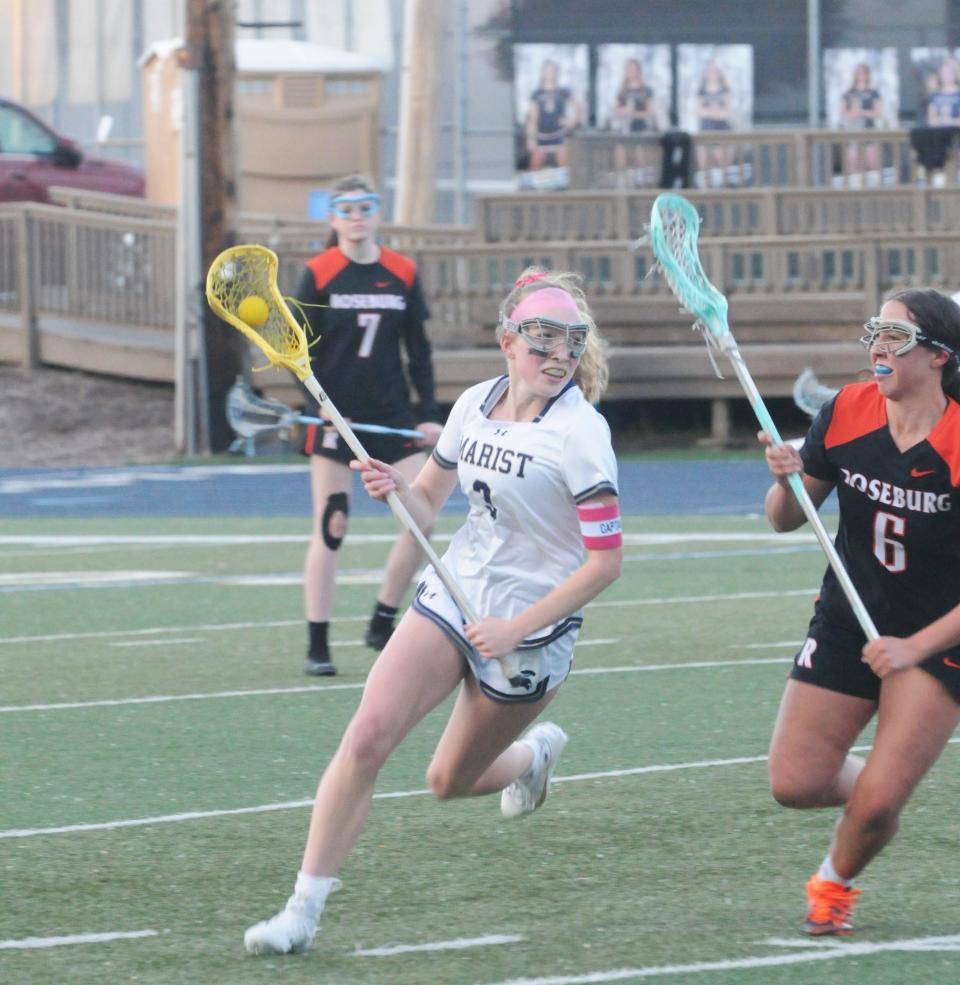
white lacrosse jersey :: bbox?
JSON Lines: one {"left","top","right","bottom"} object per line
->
{"left": 430, "top": 375, "right": 619, "bottom": 642}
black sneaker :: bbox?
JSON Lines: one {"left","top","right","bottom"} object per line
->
{"left": 303, "top": 654, "right": 337, "bottom": 676}
{"left": 363, "top": 623, "right": 394, "bottom": 651}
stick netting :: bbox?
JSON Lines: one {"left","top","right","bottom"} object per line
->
{"left": 206, "top": 245, "right": 311, "bottom": 380}
{"left": 226, "top": 376, "right": 296, "bottom": 437}
{"left": 649, "top": 194, "right": 728, "bottom": 336}
{"left": 792, "top": 367, "right": 838, "bottom": 419}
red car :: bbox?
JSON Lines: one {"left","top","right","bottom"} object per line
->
{"left": 0, "top": 97, "right": 145, "bottom": 203}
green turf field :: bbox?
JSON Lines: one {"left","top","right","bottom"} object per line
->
{"left": 3, "top": 513, "right": 960, "bottom": 985}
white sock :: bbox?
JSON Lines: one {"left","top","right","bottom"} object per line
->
{"left": 293, "top": 871, "right": 342, "bottom": 916}
{"left": 817, "top": 855, "right": 852, "bottom": 887}
{"left": 517, "top": 738, "right": 540, "bottom": 781}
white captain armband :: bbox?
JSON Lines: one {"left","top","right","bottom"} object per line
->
{"left": 577, "top": 502, "right": 623, "bottom": 550}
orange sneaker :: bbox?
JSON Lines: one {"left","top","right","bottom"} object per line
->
{"left": 804, "top": 874, "right": 861, "bottom": 936}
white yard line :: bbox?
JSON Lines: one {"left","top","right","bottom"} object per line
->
{"left": 0, "top": 570, "right": 190, "bottom": 586}
{"left": 741, "top": 640, "right": 805, "bottom": 649}
{"left": 590, "top": 588, "right": 818, "bottom": 608}
{"left": 0, "top": 752, "right": 778, "bottom": 840}
{"left": 0, "top": 588, "right": 819, "bottom": 647}
{"left": 474, "top": 935, "right": 960, "bottom": 984}
{"left": 0, "top": 532, "right": 820, "bottom": 547}
{"left": 0, "top": 655, "right": 787, "bottom": 714}
{"left": 354, "top": 934, "right": 524, "bottom": 957}
{"left": 572, "top": 657, "right": 788, "bottom": 676}
{"left": 0, "top": 617, "right": 343, "bottom": 645}
{"left": 0, "top": 682, "right": 366, "bottom": 712}
{"left": 4, "top": 734, "right": 934, "bottom": 841}
{"left": 108, "top": 638, "right": 205, "bottom": 648}
{"left": 0, "top": 929, "right": 159, "bottom": 950}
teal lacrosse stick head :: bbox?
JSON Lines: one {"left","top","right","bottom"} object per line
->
{"left": 648, "top": 193, "right": 730, "bottom": 342}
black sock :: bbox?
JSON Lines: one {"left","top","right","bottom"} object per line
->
{"left": 369, "top": 601, "right": 398, "bottom": 632}
{"left": 308, "top": 621, "right": 329, "bottom": 658}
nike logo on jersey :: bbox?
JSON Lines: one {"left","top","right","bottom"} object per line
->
{"left": 493, "top": 427, "right": 509, "bottom": 436}
{"left": 910, "top": 468, "right": 936, "bottom": 478}
{"left": 375, "top": 280, "right": 392, "bottom": 288}
{"left": 944, "top": 657, "right": 960, "bottom": 670}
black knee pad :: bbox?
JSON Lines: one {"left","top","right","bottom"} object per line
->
{"left": 321, "top": 492, "right": 350, "bottom": 551}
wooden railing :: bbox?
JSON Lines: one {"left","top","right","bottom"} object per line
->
{"left": 476, "top": 185, "right": 960, "bottom": 243}
{"left": 567, "top": 127, "right": 955, "bottom": 192}
{"left": 4, "top": 190, "right": 960, "bottom": 439}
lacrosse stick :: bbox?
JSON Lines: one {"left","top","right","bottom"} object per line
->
{"left": 792, "top": 367, "right": 840, "bottom": 420}
{"left": 226, "top": 377, "right": 424, "bottom": 441}
{"left": 206, "top": 244, "right": 522, "bottom": 679}
{"left": 648, "top": 194, "right": 878, "bottom": 641}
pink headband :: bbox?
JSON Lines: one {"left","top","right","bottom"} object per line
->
{"left": 509, "top": 287, "right": 581, "bottom": 323}
{"left": 513, "top": 272, "right": 549, "bottom": 289}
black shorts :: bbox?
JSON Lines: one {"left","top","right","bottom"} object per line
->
{"left": 790, "top": 611, "right": 960, "bottom": 703}
{"left": 302, "top": 422, "right": 420, "bottom": 466}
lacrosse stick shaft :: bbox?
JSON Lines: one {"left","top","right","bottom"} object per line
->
{"left": 722, "top": 341, "right": 880, "bottom": 641}
{"left": 297, "top": 416, "right": 424, "bottom": 439}
{"left": 301, "top": 375, "right": 522, "bottom": 677}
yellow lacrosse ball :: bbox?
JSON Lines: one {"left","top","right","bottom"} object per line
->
{"left": 237, "top": 295, "right": 270, "bottom": 327}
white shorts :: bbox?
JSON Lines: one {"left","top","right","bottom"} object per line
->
{"left": 411, "top": 566, "right": 581, "bottom": 704}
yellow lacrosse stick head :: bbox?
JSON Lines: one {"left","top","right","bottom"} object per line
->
{"left": 205, "top": 244, "right": 312, "bottom": 381}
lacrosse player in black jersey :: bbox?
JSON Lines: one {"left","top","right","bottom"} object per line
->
{"left": 296, "top": 176, "right": 443, "bottom": 676}
{"left": 759, "top": 288, "right": 960, "bottom": 936}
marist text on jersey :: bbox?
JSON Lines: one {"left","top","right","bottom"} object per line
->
{"left": 458, "top": 436, "right": 535, "bottom": 477}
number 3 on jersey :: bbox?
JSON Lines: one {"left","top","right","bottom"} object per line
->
{"left": 357, "top": 313, "right": 381, "bottom": 357}
{"left": 873, "top": 511, "right": 906, "bottom": 573}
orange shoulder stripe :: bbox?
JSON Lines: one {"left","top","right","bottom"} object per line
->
{"left": 927, "top": 398, "right": 960, "bottom": 486}
{"left": 378, "top": 247, "right": 417, "bottom": 289}
{"left": 306, "top": 248, "right": 350, "bottom": 290}
{"left": 824, "top": 381, "right": 886, "bottom": 450}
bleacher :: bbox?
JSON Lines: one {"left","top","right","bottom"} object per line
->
{"left": 2, "top": 126, "right": 960, "bottom": 442}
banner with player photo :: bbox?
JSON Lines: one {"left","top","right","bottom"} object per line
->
{"left": 594, "top": 44, "right": 671, "bottom": 133}
{"left": 823, "top": 48, "right": 899, "bottom": 130}
{"left": 512, "top": 43, "right": 589, "bottom": 185}
{"left": 911, "top": 48, "right": 960, "bottom": 126}
{"left": 676, "top": 44, "right": 753, "bottom": 133}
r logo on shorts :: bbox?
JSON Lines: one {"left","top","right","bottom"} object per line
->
{"left": 797, "top": 637, "right": 818, "bottom": 670}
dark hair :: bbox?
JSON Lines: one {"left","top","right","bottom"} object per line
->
{"left": 885, "top": 287, "right": 960, "bottom": 401}
{"left": 326, "top": 174, "right": 378, "bottom": 248}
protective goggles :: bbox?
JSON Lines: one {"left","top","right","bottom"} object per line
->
{"left": 331, "top": 192, "right": 380, "bottom": 219}
{"left": 502, "top": 316, "right": 589, "bottom": 358}
{"left": 860, "top": 317, "right": 957, "bottom": 359}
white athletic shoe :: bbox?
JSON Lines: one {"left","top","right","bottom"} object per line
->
{"left": 500, "top": 722, "right": 568, "bottom": 819}
{"left": 244, "top": 895, "right": 323, "bottom": 955}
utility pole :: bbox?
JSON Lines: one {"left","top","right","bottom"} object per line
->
{"left": 394, "top": 0, "right": 446, "bottom": 226}
{"left": 184, "top": 0, "right": 242, "bottom": 453}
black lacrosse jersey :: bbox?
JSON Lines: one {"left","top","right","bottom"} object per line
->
{"left": 296, "top": 246, "right": 440, "bottom": 426}
{"left": 531, "top": 87, "right": 572, "bottom": 141}
{"left": 801, "top": 381, "right": 960, "bottom": 638}
{"left": 842, "top": 88, "right": 880, "bottom": 128}
{"left": 619, "top": 85, "right": 655, "bottom": 132}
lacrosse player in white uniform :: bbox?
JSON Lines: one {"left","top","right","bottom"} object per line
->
{"left": 244, "top": 268, "right": 623, "bottom": 955}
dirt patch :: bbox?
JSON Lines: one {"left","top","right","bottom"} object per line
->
{"left": 0, "top": 365, "right": 177, "bottom": 467}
